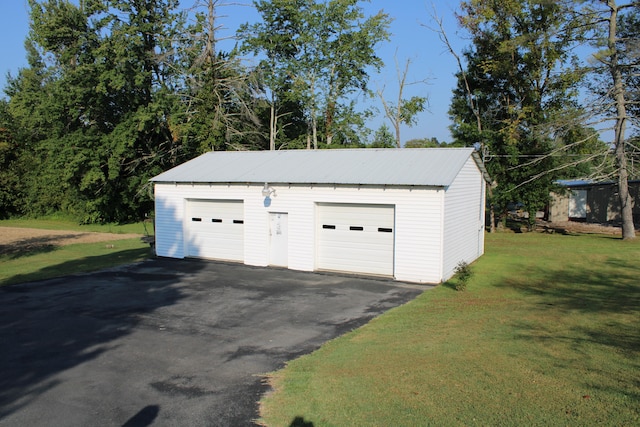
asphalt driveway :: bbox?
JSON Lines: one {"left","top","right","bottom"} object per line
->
{"left": 0, "top": 258, "right": 425, "bottom": 426}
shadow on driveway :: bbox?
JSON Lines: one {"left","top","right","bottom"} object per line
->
{"left": 0, "top": 258, "right": 425, "bottom": 426}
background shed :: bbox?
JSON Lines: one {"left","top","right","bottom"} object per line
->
{"left": 549, "top": 180, "right": 640, "bottom": 225}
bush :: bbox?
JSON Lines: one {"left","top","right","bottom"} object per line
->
{"left": 453, "top": 261, "right": 473, "bottom": 291}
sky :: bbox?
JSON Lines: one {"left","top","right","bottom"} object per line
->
{"left": 0, "top": 0, "right": 468, "bottom": 144}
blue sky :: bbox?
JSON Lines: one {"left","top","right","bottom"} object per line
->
{"left": 0, "top": 0, "right": 467, "bottom": 144}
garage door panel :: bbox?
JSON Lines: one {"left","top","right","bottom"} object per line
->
{"left": 317, "top": 203, "right": 394, "bottom": 276}
{"left": 317, "top": 256, "right": 393, "bottom": 276}
{"left": 186, "top": 200, "right": 244, "bottom": 261}
{"left": 319, "top": 237, "right": 393, "bottom": 253}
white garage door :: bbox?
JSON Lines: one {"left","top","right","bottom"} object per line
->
{"left": 316, "top": 203, "right": 394, "bottom": 276}
{"left": 185, "top": 199, "right": 244, "bottom": 261}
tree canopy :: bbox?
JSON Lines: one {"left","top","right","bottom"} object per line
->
{"left": 1, "top": 0, "right": 635, "bottom": 232}
{"left": 449, "top": 0, "right": 634, "bottom": 231}
{"left": 241, "top": 0, "right": 391, "bottom": 149}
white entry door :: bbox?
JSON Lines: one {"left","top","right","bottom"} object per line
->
{"left": 269, "top": 212, "right": 288, "bottom": 267}
{"left": 316, "top": 203, "right": 394, "bottom": 276}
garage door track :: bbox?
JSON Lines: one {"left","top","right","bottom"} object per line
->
{"left": 0, "top": 259, "right": 424, "bottom": 426}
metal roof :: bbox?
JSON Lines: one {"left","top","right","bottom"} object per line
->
{"left": 555, "top": 179, "right": 595, "bottom": 187}
{"left": 556, "top": 179, "right": 640, "bottom": 188}
{"left": 151, "top": 148, "right": 488, "bottom": 187}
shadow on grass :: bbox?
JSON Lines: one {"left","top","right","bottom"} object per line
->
{"left": 0, "top": 253, "right": 201, "bottom": 423}
{"left": 289, "top": 416, "right": 315, "bottom": 426}
{"left": 496, "top": 247, "right": 639, "bottom": 399}
{"left": 0, "top": 233, "right": 84, "bottom": 260}
{"left": 1, "top": 247, "right": 153, "bottom": 287}
{"left": 500, "top": 257, "right": 639, "bottom": 316}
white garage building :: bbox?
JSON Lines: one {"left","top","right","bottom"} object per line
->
{"left": 151, "top": 148, "right": 488, "bottom": 284}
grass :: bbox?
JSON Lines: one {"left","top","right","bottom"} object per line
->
{"left": 0, "top": 218, "right": 153, "bottom": 286}
{"left": 0, "top": 216, "right": 152, "bottom": 235}
{"left": 259, "top": 232, "right": 640, "bottom": 426}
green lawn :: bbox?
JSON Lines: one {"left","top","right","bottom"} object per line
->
{"left": 0, "top": 216, "right": 151, "bottom": 234}
{"left": 0, "top": 218, "right": 152, "bottom": 286}
{"left": 259, "top": 232, "right": 640, "bottom": 426}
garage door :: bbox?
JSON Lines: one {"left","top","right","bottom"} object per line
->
{"left": 316, "top": 203, "right": 394, "bottom": 276}
{"left": 185, "top": 199, "right": 244, "bottom": 261}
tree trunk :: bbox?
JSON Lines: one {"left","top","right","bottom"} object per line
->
{"left": 616, "top": 150, "right": 635, "bottom": 239}
{"left": 607, "top": 1, "right": 635, "bottom": 239}
{"left": 269, "top": 100, "right": 276, "bottom": 150}
{"left": 488, "top": 184, "right": 496, "bottom": 233}
{"left": 312, "top": 114, "right": 318, "bottom": 149}
{"left": 206, "top": 0, "right": 216, "bottom": 62}
{"left": 310, "top": 75, "right": 318, "bottom": 149}
{"left": 325, "top": 100, "right": 334, "bottom": 146}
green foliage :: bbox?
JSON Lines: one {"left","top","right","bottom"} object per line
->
{"left": 451, "top": 0, "right": 589, "bottom": 227}
{"left": 2, "top": 0, "right": 392, "bottom": 222}
{"left": 242, "top": 0, "right": 391, "bottom": 148}
{"left": 404, "top": 137, "right": 445, "bottom": 148}
{"left": 5, "top": 0, "right": 186, "bottom": 223}
{"left": 0, "top": 100, "right": 24, "bottom": 218}
{"left": 369, "top": 124, "right": 395, "bottom": 148}
{"left": 452, "top": 260, "right": 473, "bottom": 291}
{"left": 617, "top": 5, "right": 640, "bottom": 125}
{"left": 400, "top": 95, "right": 427, "bottom": 127}
{"left": 376, "top": 56, "right": 428, "bottom": 147}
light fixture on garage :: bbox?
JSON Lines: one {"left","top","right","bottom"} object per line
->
{"left": 261, "top": 183, "right": 276, "bottom": 198}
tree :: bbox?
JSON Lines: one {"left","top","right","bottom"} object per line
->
{"left": 241, "top": 0, "right": 391, "bottom": 149}
{"left": 6, "top": 0, "right": 186, "bottom": 223}
{"left": 369, "top": 123, "right": 395, "bottom": 148}
{"left": 239, "top": 0, "right": 308, "bottom": 150}
{"left": 8, "top": 0, "right": 100, "bottom": 219}
{"left": 319, "top": 0, "right": 390, "bottom": 146}
{"left": 575, "top": 0, "right": 639, "bottom": 239}
{"left": 450, "top": 0, "right": 587, "bottom": 229}
{"left": 404, "top": 137, "right": 444, "bottom": 148}
{"left": 180, "top": 0, "right": 263, "bottom": 153}
{"left": 376, "top": 55, "right": 427, "bottom": 147}
{"left": 0, "top": 100, "right": 24, "bottom": 218}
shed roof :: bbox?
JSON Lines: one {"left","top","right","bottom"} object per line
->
{"left": 556, "top": 179, "right": 640, "bottom": 188}
{"left": 151, "top": 148, "right": 488, "bottom": 187}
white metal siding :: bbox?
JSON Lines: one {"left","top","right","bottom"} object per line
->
{"left": 271, "top": 185, "right": 444, "bottom": 282}
{"left": 393, "top": 189, "right": 444, "bottom": 283}
{"left": 154, "top": 184, "right": 186, "bottom": 258}
{"left": 154, "top": 182, "right": 460, "bottom": 283}
{"left": 442, "top": 157, "right": 486, "bottom": 281}
{"left": 316, "top": 203, "right": 394, "bottom": 276}
{"left": 185, "top": 199, "right": 244, "bottom": 261}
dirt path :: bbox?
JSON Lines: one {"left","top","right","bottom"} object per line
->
{"left": 536, "top": 220, "right": 623, "bottom": 235}
{"left": 0, "top": 227, "right": 142, "bottom": 256}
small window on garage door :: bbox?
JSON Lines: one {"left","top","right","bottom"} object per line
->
{"left": 185, "top": 199, "right": 244, "bottom": 261}
{"left": 316, "top": 203, "right": 394, "bottom": 276}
